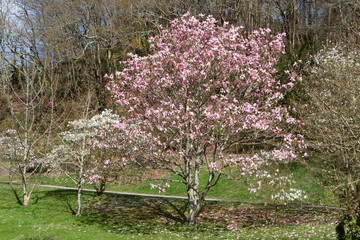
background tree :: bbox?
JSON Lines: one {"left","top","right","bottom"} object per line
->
{"left": 17, "top": 0, "right": 150, "bottom": 111}
{"left": 137, "top": 0, "right": 360, "bottom": 51}
{"left": 2, "top": 0, "right": 358, "bottom": 125}
{"left": 297, "top": 43, "right": 360, "bottom": 239}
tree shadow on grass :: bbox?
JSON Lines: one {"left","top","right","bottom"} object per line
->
{"left": 198, "top": 201, "right": 340, "bottom": 230}
{"left": 0, "top": 182, "right": 23, "bottom": 206}
{"left": 80, "top": 194, "right": 189, "bottom": 234}
{"left": 40, "top": 189, "right": 94, "bottom": 215}
{"left": 9, "top": 184, "right": 23, "bottom": 205}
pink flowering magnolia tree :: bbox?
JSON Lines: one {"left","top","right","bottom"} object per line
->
{"left": 106, "top": 13, "right": 305, "bottom": 225}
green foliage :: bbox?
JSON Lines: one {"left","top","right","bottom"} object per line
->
{"left": 336, "top": 191, "right": 360, "bottom": 240}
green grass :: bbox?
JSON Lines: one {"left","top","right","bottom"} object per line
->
{"left": 0, "top": 184, "right": 116, "bottom": 240}
{"left": 95, "top": 162, "right": 337, "bottom": 206}
{"left": 0, "top": 162, "right": 338, "bottom": 207}
{"left": 0, "top": 183, "right": 338, "bottom": 239}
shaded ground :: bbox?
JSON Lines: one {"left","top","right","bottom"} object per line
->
{"left": 80, "top": 193, "right": 339, "bottom": 235}
{"left": 198, "top": 203, "right": 338, "bottom": 229}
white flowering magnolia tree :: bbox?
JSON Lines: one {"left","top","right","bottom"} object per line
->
{"left": 298, "top": 43, "right": 360, "bottom": 238}
{"left": 106, "top": 13, "right": 306, "bottom": 225}
{"left": 48, "top": 109, "right": 137, "bottom": 216}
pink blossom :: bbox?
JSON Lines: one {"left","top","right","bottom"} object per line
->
{"left": 104, "top": 13, "right": 305, "bottom": 213}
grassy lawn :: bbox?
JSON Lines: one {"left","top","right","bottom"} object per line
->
{"left": 0, "top": 162, "right": 337, "bottom": 206}
{"left": 0, "top": 183, "right": 338, "bottom": 239}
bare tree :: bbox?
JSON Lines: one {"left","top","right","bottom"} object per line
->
{"left": 0, "top": 37, "right": 55, "bottom": 206}
{"left": 0, "top": 1, "right": 61, "bottom": 206}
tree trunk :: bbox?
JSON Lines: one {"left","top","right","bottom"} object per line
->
{"left": 98, "top": 179, "right": 105, "bottom": 196}
{"left": 22, "top": 174, "right": 30, "bottom": 207}
{"left": 93, "top": 178, "right": 106, "bottom": 196}
{"left": 23, "top": 195, "right": 30, "bottom": 207}
{"left": 76, "top": 184, "right": 82, "bottom": 217}
{"left": 187, "top": 152, "right": 202, "bottom": 225}
{"left": 187, "top": 188, "right": 201, "bottom": 225}
{"left": 22, "top": 167, "right": 30, "bottom": 207}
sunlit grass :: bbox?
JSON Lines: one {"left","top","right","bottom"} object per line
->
{"left": 0, "top": 162, "right": 338, "bottom": 207}
{"left": 0, "top": 183, "right": 338, "bottom": 239}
